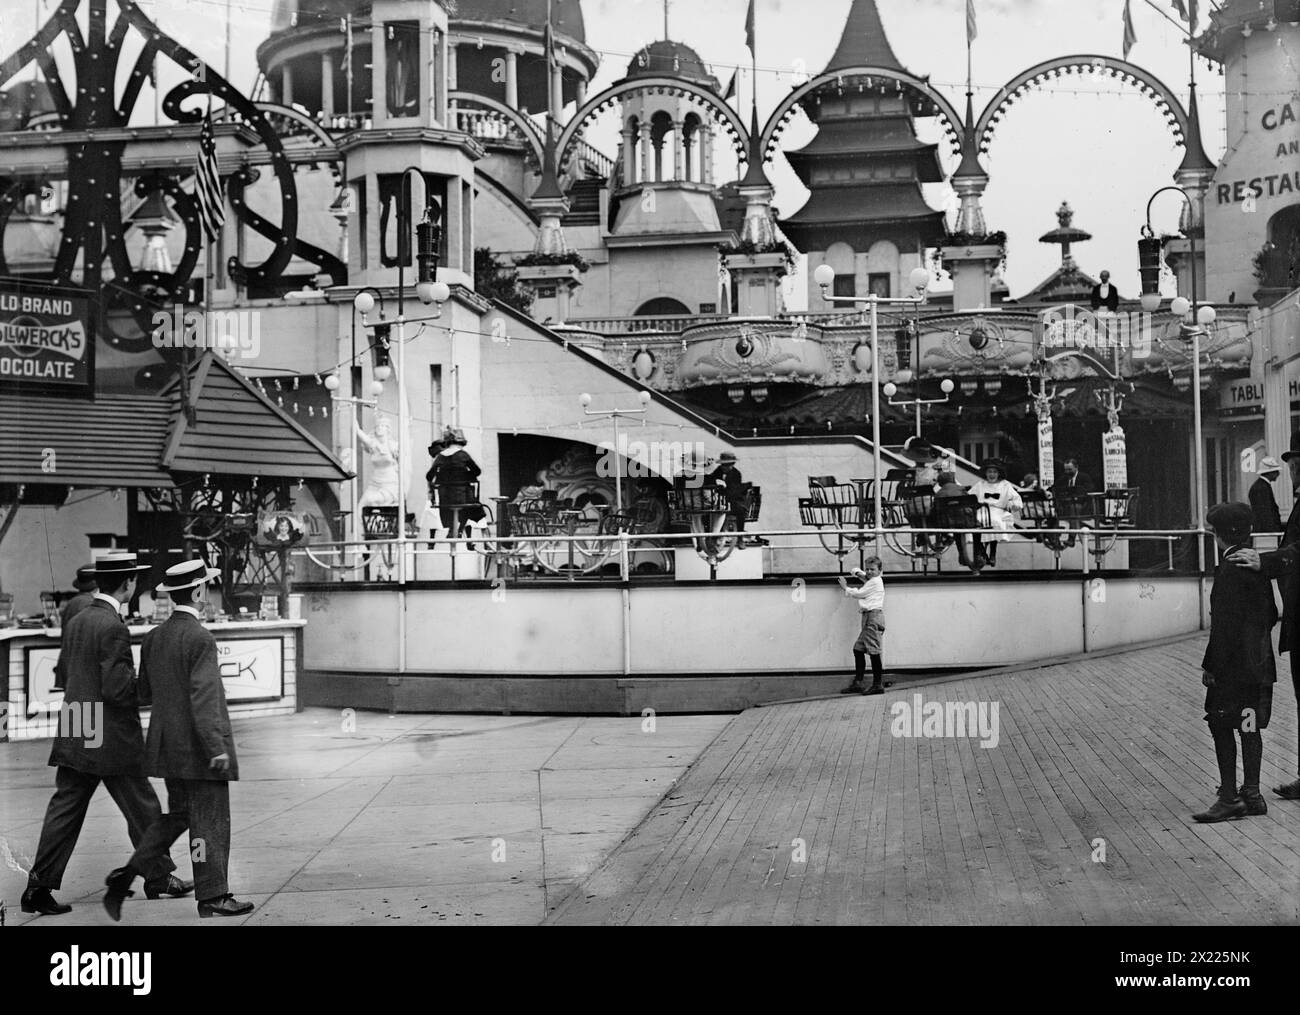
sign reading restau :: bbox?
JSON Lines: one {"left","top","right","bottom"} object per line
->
{"left": 0, "top": 281, "right": 93, "bottom": 390}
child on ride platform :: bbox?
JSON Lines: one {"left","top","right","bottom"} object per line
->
{"left": 840, "top": 557, "right": 886, "bottom": 696}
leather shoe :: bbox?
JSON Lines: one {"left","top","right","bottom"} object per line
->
{"left": 145, "top": 874, "right": 194, "bottom": 900}
{"left": 1237, "top": 786, "right": 1267, "bottom": 816}
{"left": 103, "top": 868, "right": 137, "bottom": 922}
{"left": 840, "top": 683, "right": 865, "bottom": 694}
{"left": 197, "top": 894, "right": 255, "bottom": 919}
{"left": 1275, "top": 778, "right": 1300, "bottom": 800}
{"left": 863, "top": 684, "right": 885, "bottom": 696}
{"left": 1192, "top": 795, "right": 1247, "bottom": 823}
{"left": 21, "top": 886, "right": 71, "bottom": 916}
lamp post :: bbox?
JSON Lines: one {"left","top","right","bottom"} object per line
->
{"left": 1139, "top": 186, "right": 1214, "bottom": 571}
{"left": 579, "top": 390, "right": 653, "bottom": 512}
{"left": 352, "top": 169, "right": 450, "bottom": 588}
{"left": 812, "top": 265, "right": 932, "bottom": 554}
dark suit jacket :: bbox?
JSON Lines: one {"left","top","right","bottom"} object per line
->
{"left": 1259, "top": 499, "right": 1300, "bottom": 655}
{"left": 52, "top": 592, "right": 95, "bottom": 690}
{"left": 48, "top": 598, "right": 147, "bottom": 776}
{"left": 1089, "top": 284, "right": 1120, "bottom": 312}
{"left": 138, "top": 611, "right": 238, "bottom": 781}
{"left": 1249, "top": 477, "right": 1283, "bottom": 534}
{"left": 1202, "top": 545, "right": 1278, "bottom": 687}
{"left": 59, "top": 592, "right": 94, "bottom": 629}
{"left": 1058, "top": 471, "right": 1093, "bottom": 496}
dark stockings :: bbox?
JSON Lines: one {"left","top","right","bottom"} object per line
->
{"left": 1210, "top": 724, "right": 1263, "bottom": 795}
{"left": 853, "top": 652, "right": 884, "bottom": 688}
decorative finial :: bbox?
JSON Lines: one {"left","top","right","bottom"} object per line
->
{"left": 1056, "top": 202, "right": 1073, "bottom": 229}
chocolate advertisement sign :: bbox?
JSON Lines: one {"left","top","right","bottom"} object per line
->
{"left": 0, "top": 281, "right": 93, "bottom": 390}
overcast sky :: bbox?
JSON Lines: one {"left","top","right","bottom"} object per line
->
{"left": 9, "top": 0, "right": 1231, "bottom": 303}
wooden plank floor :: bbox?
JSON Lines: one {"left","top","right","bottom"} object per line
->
{"left": 550, "top": 637, "right": 1300, "bottom": 925}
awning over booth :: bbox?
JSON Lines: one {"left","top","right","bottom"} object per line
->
{"left": 0, "top": 353, "right": 352, "bottom": 490}
{"left": 0, "top": 392, "right": 174, "bottom": 487}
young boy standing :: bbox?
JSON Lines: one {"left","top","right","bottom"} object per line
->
{"left": 840, "top": 557, "right": 886, "bottom": 696}
{"left": 1193, "top": 503, "right": 1278, "bottom": 823}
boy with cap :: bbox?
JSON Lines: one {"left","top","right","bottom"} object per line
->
{"left": 1193, "top": 503, "right": 1278, "bottom": 822}
{"left": 103, "top": 559, "right": 253, "bottom": 919}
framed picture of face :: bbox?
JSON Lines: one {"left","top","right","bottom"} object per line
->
{"left": 258, "top": 511, "right": 306, "bottom": 547}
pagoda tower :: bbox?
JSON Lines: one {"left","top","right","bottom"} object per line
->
{"left": 780, "top": 0, "right": 945, "bottom": 309}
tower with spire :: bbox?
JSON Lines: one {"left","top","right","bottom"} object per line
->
{"left": 780, "top": 0, "right": 945, "bottom": 310}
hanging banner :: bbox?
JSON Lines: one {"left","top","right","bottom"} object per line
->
{"left": 1037, "top": 409, "right": 1055, "bottom": 488}
{"left": 0, "top": 280, "right": 94, "bottom": 391}
{"left": 1102, "top": 425, "right": 1129, "bottom": 490}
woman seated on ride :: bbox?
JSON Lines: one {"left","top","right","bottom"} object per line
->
{"left": 968, "top": 458, "right": 1023, "bottom": 569}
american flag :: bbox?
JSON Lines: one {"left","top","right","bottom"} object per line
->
{"left": 194, "top": 116, "right": 225, "bottom": 243}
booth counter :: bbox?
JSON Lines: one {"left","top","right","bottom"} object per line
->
{"left": 0, "top": 619, "right": 304, "bottom": 742}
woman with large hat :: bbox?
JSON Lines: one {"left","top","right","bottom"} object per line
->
{"left": 968, "top": 459, "right": 1023, "bottom": 568}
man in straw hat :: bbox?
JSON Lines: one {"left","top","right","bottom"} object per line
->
{"left": 21, "top": 553, "right": 189, "bottom": 917}
{"left": 104, "top": 558, "right": 253, "bottom": 920}
{"left": 1229, "top": 429, "right": 1300, "bottom": 802}
{"left": 1248, "top": 455, "right": 1283, "bottom": 536}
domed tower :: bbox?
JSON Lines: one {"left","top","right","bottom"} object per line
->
{"left": 602, "top": 40, "right": 738, "bottom": 318}
{"left": 448, "top": 0, "right": 596, "bottom": 116}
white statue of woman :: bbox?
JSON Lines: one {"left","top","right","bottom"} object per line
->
{"left": 355, "top": 416, "right": 400, "bottom": 508}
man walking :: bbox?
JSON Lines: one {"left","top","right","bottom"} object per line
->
{"left": 52, "top": 564, "right": 98, "bottom": 692}
{"left": 104, "top": 559, "right": 253, "bottom": 920}
{"left": 21, "top": 553, "right": 190, "bottom": 917}
{"left": 1228, "top": 431, "right": 1300, "bottom": 801}
{"left": 1248, "top": 456, "right": 1283, "bottom": 536}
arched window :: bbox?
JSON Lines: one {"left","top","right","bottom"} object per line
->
{"left": 1264, "top": 205, "right": 1300, "bottom": 290}
{"left": 626, "top": 116, "right": 640, "bottom": 184}
{"left": 650, "top": 111, "right": 673, "bottom": 182}
{"left": 682, "top": 113, "right": 702, "bottom": 182}
{"left": 635, "top": 297, "right": 691, "bottom": 317}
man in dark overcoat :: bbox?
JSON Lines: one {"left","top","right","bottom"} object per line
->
{"left": 52, "top": 564, "right": 97, "bottom": 692}
{"left": 21, "top": 554, "right": 188, "bottom": 916}
{"left": 1228, "top": 430, "right": 1300, "bottom": 801}
{"left": 104, "top": 559, "right": 253, "bottom": 920}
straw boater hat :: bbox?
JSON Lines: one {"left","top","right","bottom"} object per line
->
{"left": 154, "top": 559, "right": 221, "bottom": 594}
{"left": 73, "top": 564, "right": 98, "bottom": 592}
{"left": 1259, "top": 456, "right": 1281, "bottom": 476}
{"left": 93, "top": 552, "right": 151, "bottom": 578}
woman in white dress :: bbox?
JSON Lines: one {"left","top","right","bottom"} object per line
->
{"left": 968, "top": 459, "right": 1023, "bottom": 568}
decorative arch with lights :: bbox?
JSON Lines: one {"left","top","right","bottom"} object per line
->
{"left": 556, "top": 76, "right": 750, "bottom": 176}
{"left": 760, "top": 67, "right": 966, "bottom": 164}
{"left": 974, "top": 56, "right": 1194, "bottom": 156}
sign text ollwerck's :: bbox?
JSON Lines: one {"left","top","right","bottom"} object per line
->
{"left": 0, "top": 280, "right": 93, "bottom": 390}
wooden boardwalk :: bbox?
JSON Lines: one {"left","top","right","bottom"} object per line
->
{"left": 549, "top": 637, "right": 1300, "bottom": 925}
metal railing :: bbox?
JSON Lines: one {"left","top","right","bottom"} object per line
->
{"left": 291, "top": 523, "right": 1207, "bottom": 585}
